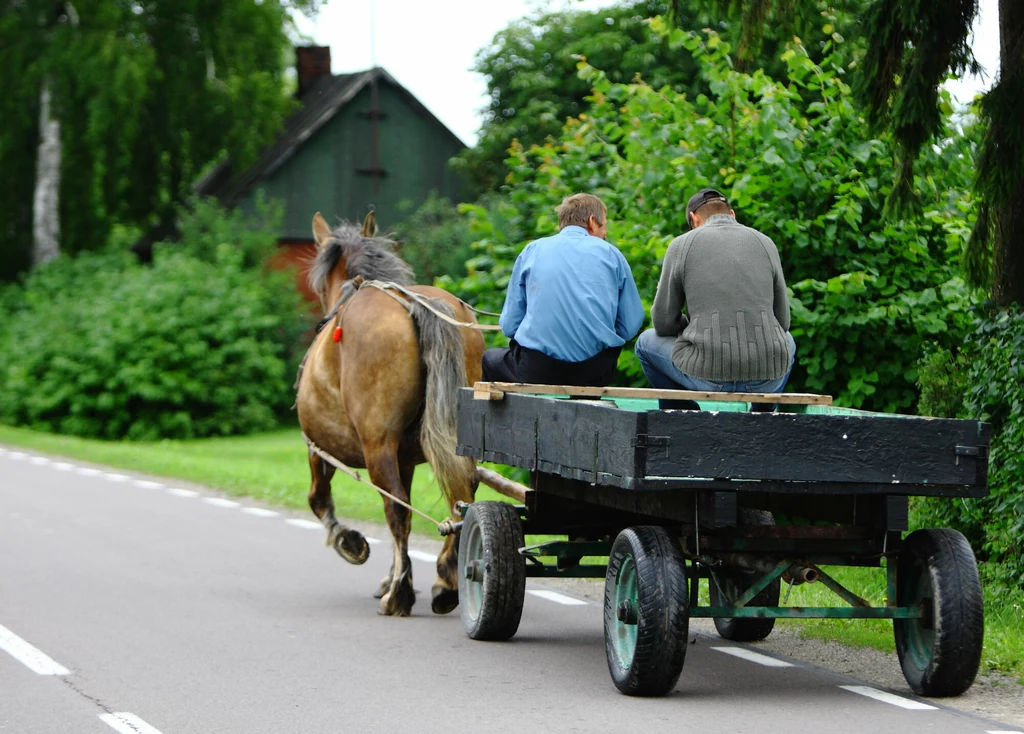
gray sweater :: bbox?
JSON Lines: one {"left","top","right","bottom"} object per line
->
{"left": 651, "top": 214, "right": 791, "bottom": 381}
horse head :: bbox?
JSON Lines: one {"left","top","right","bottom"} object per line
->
{"left": 309, "top": 211, "right": 412, "bottom": 313}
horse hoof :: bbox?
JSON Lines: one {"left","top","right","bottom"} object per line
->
{"left": 333, "top": 529, "right": 370, "bottom": 565}
{"left": 430, "top": 584, "right": 459, "bottom": 615}
{"left": 378, "top": 592, "right": 414, "bottom": 617}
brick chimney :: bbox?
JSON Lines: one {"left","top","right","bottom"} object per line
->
{"left": 296, "top": 46, "right": 332, "bottom": 97}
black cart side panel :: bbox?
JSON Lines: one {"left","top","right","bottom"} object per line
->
{"left": 456, "top": 390, "right": 990, "bottom": 497}
{"left": 643, "top": 411, "right": 988, "bottom": 489}
{"left": 457, "top": 392, "right": 643, "bottom": 485}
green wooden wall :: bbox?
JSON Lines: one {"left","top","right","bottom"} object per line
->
{"left": 237, "top": 82, "right": 465, "bottom": 239}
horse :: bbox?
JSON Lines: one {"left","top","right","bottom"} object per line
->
{"left": 295, "top": 210, "right": 484, "bottom": 617}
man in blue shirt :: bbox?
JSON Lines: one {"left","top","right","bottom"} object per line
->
{"left": 482, "top": 193, "right": 645, "bottom": 386}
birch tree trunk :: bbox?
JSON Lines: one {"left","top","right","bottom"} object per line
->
{"left": 32, "top": 78, "right": 61, "bottom": 266}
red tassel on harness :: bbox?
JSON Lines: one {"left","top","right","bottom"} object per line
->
{"left": 332, "top": 327, "right": 343, "bottom": 343}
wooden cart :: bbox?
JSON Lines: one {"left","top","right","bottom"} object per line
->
{"left": 455, "top": 383, "right": 990, "bottom": 698}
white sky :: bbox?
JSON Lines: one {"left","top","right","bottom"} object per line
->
{"left": 292, "top": 0, "right": 1001, "bottom": 147}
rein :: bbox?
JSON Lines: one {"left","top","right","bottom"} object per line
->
{"left": 303, "top": 431, "right": 459, "bottom": 537}
{"left": 316, "top": 277, "right": 502, "bottom": 335}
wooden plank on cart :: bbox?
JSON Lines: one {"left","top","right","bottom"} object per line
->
{"left": 472, "top": 381, "right": 832, "bottom": 405}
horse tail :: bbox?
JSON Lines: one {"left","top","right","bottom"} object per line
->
{"left": 408, "top": 299, "right": 476, "bottom": 510}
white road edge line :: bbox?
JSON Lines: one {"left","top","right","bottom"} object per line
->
{"left": 365, "top": 537, "right": 382, "bottom": 545}
{"left": 286, "top": 519, "right": 322, "bottom": 530}
{"left": 711, "top": 647, "right": 794, "bottom": 668}
{"left": 839, "top": 685, "right": 937, "bottom": 710}
{"left": 99, "top": 712, "right": 164, "bottom": 734}
{"left": 103, "top": 473, "right": 130, "bottom": 482}
{"left": 241, "top": 507, "right": 279, "bottom": 518}
{"left": 528, "top": 589, "right": 588, "bottom": 606}
{"left": 52, "top": 462, "right": 74, "bottom": 471}
{"left": 987, "top": 730, "right": 1024, "bottom": 733}
{"left": 133, "top": 480, "right": 164, "bottom": 489}
{"left": 0, "top": 623, "right": 70, "bottom": 676}
{"left": 167, "top": 488, "right": 199, "bottom": 498}
{"left": 9, "top": 451, "right": 27, "bottom": 460}
{"left": 202, "top": 498, "right": 240, "bottom": 509}
{"left": 29, "top": 456, "right": 50, "bottom": 465}
{"left": 75, "top": 467, "right": 102, "bottom": 476}
{"left": 408, "top": 550, "right": 438, "bottom": 563}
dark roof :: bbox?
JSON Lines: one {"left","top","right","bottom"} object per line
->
{"left": 195, "top": 67, "right": 465, "bottom": 207}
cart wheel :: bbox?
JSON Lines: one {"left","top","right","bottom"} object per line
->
{"left": 710, "top": 508, "right": 780, "bottom": 642}
{"left": 458, "top": 501, "right": 526, "bottom": 641}
{"left": 603, "top": 526, "right": 689, "bottom": 696}
{"left": 894, "top": 528, "right": 984, "bottom": 697}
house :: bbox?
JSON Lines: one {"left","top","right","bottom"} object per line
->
{"left": 196, "top": 46, "right": 467, "bottom": 298}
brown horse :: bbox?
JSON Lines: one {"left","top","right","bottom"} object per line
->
{"left": 296, "top": 211, "right": 484, "bottom": 616}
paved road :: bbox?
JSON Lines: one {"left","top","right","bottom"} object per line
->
{"left": 1, "top": 445, "right": 1020, "bottom": 734}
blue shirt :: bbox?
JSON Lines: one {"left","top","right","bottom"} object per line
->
{"left": 499, "top": 225, "right": 645, "bottom": 362}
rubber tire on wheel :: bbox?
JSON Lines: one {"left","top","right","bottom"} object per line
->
{"left": 458, "top": 501, "right": 526, "bottom": 641}
{"left": 710, "top": 508, "right": 780, "bottom": 642}
{"left": 894, "top": 528, "right": 984, "bottom": 697}
{"left": 603, "top": 526, "right": 689, "bottom": 697}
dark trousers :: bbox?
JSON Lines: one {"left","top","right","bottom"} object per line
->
{"left": 481, "top": 339, "right": 621, "bottom": 387}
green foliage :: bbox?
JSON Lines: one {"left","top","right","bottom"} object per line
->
{"left": 0, "top": 0, "right": 317, "bottom": 280}
{"left": 451, "top": 24, "right": 978, "bottom": 409}
{"left": 458, "top": 0, "right": 866, "bottom": 197}
{"left": 0, "top": 204, "right": 307, "bottom": 440}
{"left": 914, "top": 308, "right": 1024, "bottom": 588}
{"left": 390, "top": 193, "right": 477, "bottom": 284}
{"left": 455, "top": 1, "right": 703, "bottom": 195}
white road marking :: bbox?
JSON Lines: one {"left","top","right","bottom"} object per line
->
{"left": 987, "top": 730, "right": 1024, "bottom": 733}
{"left": 52, "top": 462, "right": 74, "bottom": 471}
{"left": 241, "top": 507, "right": 279, "bottom": 518}
{"left": 99, "top": 712, "right": 164, "bottom": 734}
{"left": 365, "top": 537, "right": 382, "bottom": 545}
{"left": 133, "top": 480, "right": 163, "bottom": 489}
{"left": 9, "top": 451, "right": 27, "bottom": 460}
{"left": 202, "top": 498, "right": 239, "bottom": 509}
{"left": 528, "top": 589, "right": 588, "bottom": 606}
{"left": 167, "top": 488, "right": 199, "bottom": 498}
{"left": 29, "top": 456, "right": 50, "bottom": 465}
{"left": 75, "top": 467, "right": 102, "bottom": 477}
{"left": 712, "top": 647, "right": 794, "bottom": 668}
{"left": 408, "top": 550, "right": 438, "bottom": 563}
{"left": 286, "top": 519, "right": 322, "bottom": 530}
{"left": 103, "top": 473, "right": 130, "bottom": 482}
{"left": 839, "top": 685, "right": 937, "bottom": 710}
{"left": 0, "top": 623, "right": 70, "bottom": 676}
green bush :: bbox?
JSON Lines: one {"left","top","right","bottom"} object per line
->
{"left": 0, "top": 204, "right": 307, "bottom": 440}
{"left": 914, "top": 307, "right": 1024, "bottom": 588}
{"left": 450, "top": 22, "right": 980, "bottom": 409}
{"left": 391, "top": 193, "right": 477, "bottom": 284}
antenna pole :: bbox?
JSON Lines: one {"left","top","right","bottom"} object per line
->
{"left": 369, "top": 0, "right": 376, "bottom": 68}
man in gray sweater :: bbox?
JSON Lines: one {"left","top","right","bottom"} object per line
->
{"left": 635, "top": 188, "right": 796, "bottom": 396}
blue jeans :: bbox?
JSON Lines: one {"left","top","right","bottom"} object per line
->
{"left": 634, "top": 329, "right": 796, "bottom": 393}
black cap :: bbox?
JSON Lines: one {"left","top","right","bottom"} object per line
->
{"left": 686, "top": 188, "right": 729, "bottom": 227}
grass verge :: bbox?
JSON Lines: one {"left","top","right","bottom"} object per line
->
{"left": 0, "top": 424, "right": 509, "bottom": 538}
{"left": 2, "top": 423, "right": 1021, "bottom": 681}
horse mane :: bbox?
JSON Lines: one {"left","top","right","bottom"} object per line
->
{"left": 308, "top": 222, "right": 414, "bottom": 297}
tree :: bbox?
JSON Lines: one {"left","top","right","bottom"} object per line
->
{"left": 456, "top": 1, "right": 709, "bottom": 196}
{"left": 461, "top": 0, "right": 866, "bottom": 198}
{"left": 698, "top": 0, "right": 1023, "bottom": 305}
{"left": 0, "top": 0, "right": 318, "bottom": 281}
